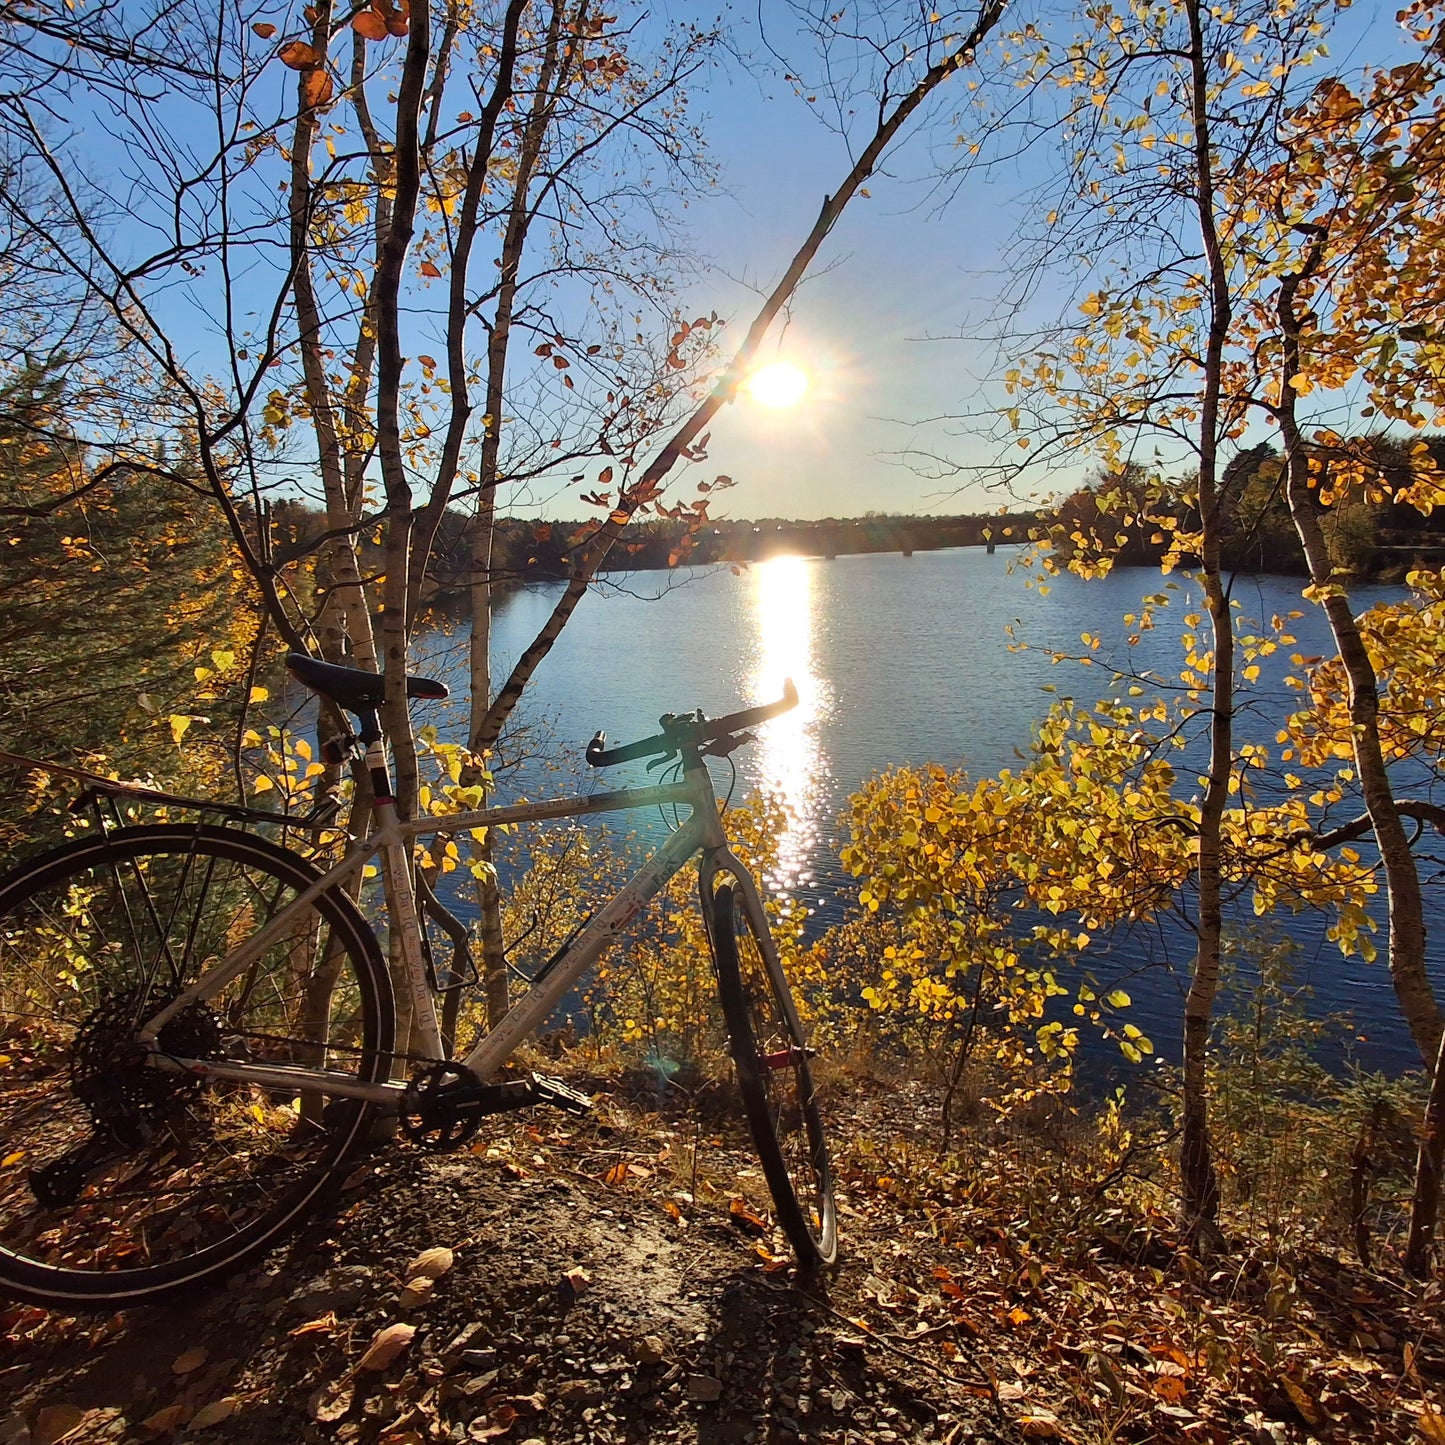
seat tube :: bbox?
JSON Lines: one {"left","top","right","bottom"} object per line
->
{"left": 360, "top": 711, "right": 444, "bottom": 1063}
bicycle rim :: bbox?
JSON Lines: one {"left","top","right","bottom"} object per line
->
{"left": 712, "top": 881, "right": 837, "bottom": 1268}
{"left": 0, "top": 824, "right": 392, "bottom": 1308}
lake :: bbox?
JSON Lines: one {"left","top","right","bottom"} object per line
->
{"left": 416, "top": 547, "right": 1442, "bottom": 1075}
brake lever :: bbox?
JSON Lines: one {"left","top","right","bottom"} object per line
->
{"left": 645, "top": 749, "right": 681, "bottom": 773}
{"left": 702, "top": 730, "right": 755, "bottom": 759}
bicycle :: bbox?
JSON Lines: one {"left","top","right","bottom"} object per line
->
{"left": 0, "top": 653, "right": 836, "bottom": 1309}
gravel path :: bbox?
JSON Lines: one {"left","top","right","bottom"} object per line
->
{"left": 2, "top": 1089, "right": 1008, "bottom": 1445}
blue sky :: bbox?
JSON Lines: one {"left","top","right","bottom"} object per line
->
{"left": 666, "top": 1, "right": 1419, "bottom": 522}
{"left": 28, "top": 0, "right": 1417, "bottom": 524}
{"left": 671, "top": 38, "right": 1025, "bottom": 520}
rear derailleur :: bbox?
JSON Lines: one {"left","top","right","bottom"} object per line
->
{"left": 399, "top": 1062, "right": 592, "bottom": 1152}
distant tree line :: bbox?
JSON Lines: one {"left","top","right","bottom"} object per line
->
{"left": 262, "top": 503, "right": 1041, "bottom": 602}
{"left": 1046, "top": 440, "right": 1445, "bottom": 580}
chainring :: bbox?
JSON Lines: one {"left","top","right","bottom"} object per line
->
{"left": 400, "top": 1061, "right": 481, "bottom": 1151}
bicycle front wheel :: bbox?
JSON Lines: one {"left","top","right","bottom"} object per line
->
{"left": 711, "top": 880, "right": 837, "bottom": 1268}
{"left": 0, "top": 824, "right": 393, "bottom": 1309}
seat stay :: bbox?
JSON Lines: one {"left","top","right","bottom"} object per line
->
{"left": 135, "top": 825, "right": 389, "bottom": 1044}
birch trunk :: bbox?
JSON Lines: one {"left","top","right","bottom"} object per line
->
{"left": 1276, "top": 244, "right": 1442, "bottom": 1273}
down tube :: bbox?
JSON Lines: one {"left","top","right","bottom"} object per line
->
{"left": 460, "top": 812, "right": 709, "bottom": 1079}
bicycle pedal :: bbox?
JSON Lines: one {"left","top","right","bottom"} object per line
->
{"left": 529, "top": 1072, "right": 592, "bottom": 1115}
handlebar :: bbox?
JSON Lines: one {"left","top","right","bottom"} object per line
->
{"left": 585, "top": 679, "right": 798, "bottom": 768}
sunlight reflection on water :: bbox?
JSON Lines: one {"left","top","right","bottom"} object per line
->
{"left": 746, "top": 557, "right": 833, "bottom": 892}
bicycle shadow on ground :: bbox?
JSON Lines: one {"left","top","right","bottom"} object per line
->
{"left": 2, "top": 1144, "right": 1002, "bottom": 1445}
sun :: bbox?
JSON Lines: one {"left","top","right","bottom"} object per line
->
{"left": 745, "top": 360, "right": 809, "bottom": 409}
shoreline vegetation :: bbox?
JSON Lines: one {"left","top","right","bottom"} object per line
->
{"left": 264, "top": 452, "right": 1445, "bottom": 606}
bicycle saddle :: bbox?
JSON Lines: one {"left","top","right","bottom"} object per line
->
{"left": 286, "top": 652, "right": 449, "bottom": 714}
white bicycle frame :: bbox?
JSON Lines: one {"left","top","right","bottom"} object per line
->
{"left": 137, "top": 746, "right": 771, "bottom": 1107}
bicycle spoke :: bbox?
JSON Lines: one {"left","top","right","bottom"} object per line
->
{"left": 0, "top": 826, "right": 388, "bottom": 1307}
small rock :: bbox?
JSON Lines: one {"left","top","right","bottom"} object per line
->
{"left": 456, "top": 1348, "right": 499, "bottom": 1373}
{"left": 443, "top": 1325, "right": 490, "bottom": 1370}
{"left": 557, "top": 1380, "right": 601, "bottom": 1404}
{"left": 292, "top": 1265, "right": 368, "bottom": 1317}
{"left": 456, "top": 1371, "right": 500, "bottom": 1398}
{"left": 633, "top": 1336, "right": 667, "bottom": 1367}
{"left": 687, "top": 1375, "right": 723, "bottom": 1403}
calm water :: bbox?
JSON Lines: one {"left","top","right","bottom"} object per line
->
{"left": 415, "top": 548, "right": 1441, "bottom": 1074}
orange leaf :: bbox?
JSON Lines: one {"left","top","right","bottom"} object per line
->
{"left": 1279, "top": 1378, "right": 1327, "bottom": 1428}
{"left": 417, "top": 354, "right": 436, "bottom": 369}
{"left": 302, "top": 69, "right": 333, "bottom": 106}
{"left": 604, "top": 1161, "right": 628, "bottom": 1186}
{"left": 1152, "top": 1375, "right": 1187, "bottom": 1403}
{"left": 352, "top": 10, "right": 387, "bottom": 38}
{"left": 1418, "top": 1408, "right": 1445, "bottom": 1445}
{"left": 252, "top": 22, "right": 277, "bottom": 38}
{"left": 385, "top": 11, "right": 409, "bottom": 34}
{"left": 729, "top": 1198, "right": 768, "bottom": 1235}
{"left": 278, "top": 40, "right": 323, "bottom": 69}
{"left": 418, "top": 260, "right": 441, "bottom": 278}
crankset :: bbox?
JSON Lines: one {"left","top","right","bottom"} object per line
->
{"left": 399, "top": 1063, "right": 593, "bottom": 1153}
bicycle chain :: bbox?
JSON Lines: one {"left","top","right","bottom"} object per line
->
{"left": 221, "top": 1027, "right": 448, "bottom": 1070}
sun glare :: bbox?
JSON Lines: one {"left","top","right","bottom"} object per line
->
{"left": 745, "top": 360, "right": 809, "bottom": 409}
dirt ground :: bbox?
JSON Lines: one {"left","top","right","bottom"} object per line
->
{"left": 6, "top": 1073, "right": 1443, "bottom": 1445}
{"left": 0, "top": 1079, "right": 1007, "bottom": 1445}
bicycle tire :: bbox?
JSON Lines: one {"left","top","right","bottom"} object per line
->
{"left": 711, "top": 880, "right": 837, "bottom": 1268}
{"left": 0, "top": 823, "right": 393, "bottom": 1308}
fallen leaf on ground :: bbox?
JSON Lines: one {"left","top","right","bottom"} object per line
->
{"left": 406, "top": 1245, "right": 454, "bottom": 1280}
{"left": 399, "top": 1276, "right": 435, "bottom": 1308}
{"left": 1018, "top": 1410, "right": 1062, "bottom": 1438}
{"left": 729, "top": 1198, "right": 767, "bottom": 1234}
{"left": 171, "top": 1347, "right": 207, "bottom": 1375}
{"left": 358, "top": 1322, "right": 417, "bottom": 1371}
{"left": 1279, "top": 1377, "right": 1328, "bottom": 1428}
{"left": 467, "top": 1403, "right": 517, "bottom": 1439}
{"left": 189, "top": 1397, "right": 239, "bottom": 1429}
{"left": 1417, "top": 1408, "right": 1445, "bottom": 1445}
{"left": 140, "top": 1404, "right": 186, "bottom": 1435}
{"left": 33, "top": 1405, "right": 91, "bottom": 1445}
{"left": 308, "top": 1382, "right": 351, "bottom": 1424}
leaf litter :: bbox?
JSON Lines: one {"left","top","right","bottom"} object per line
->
{"left": 1, "top": 1072, "right": 1441, "bottom": 1444}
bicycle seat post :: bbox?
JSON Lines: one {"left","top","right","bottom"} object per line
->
{"left": 352, "top": 707, "right": 396, "bottom": 808}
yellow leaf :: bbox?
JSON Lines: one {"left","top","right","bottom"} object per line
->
{"left": 169, "top": 714, "right": 193, "bottom": 745}
{"left": 1418, "top": 1407, "right": 1445, "bottom": 1445}
{"left": 249, "top": 685, "right": 270, "bottom": 704}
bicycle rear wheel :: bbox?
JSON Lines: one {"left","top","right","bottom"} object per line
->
{"left": 0, "top": 824, "right": 393, "bottom": 1309}
{"left": 711, "top": 880, "right": 837, "bottom": 1268}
